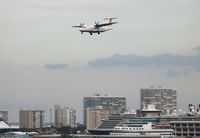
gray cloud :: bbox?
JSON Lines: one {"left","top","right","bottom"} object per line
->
{"left": 88, "top": 53, "right": 200, "bottom": 68}
{"left": 44, "top": 63, "right": 68, "bottom": 70}
{"left": 165, "top": 68, "right": 190, "bottom": 77}
{"left": 192, "top": 46, "right": 200, "bottom": 54}
{"left": 88, "top": 53, "right": 200, "bottom": 77}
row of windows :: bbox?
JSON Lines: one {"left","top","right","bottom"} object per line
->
{"left": 175, "top": 128, "right": 200, "bottom": 132}
{"left": 115, "top": 127, "right": 144, "bottom": 130}
{"left": 173, "top": 124, "right": 200, "bottom": 127}
{"left": 175, "top": 133, "right": 200, "bottom": 136}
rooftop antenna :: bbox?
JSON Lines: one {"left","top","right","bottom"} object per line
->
{"left": 50, "top": 108, "right": 52, "bottom": 127}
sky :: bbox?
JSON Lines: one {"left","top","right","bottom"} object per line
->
{"left": 0, "top": 0, "right": 200, "bottom": 123}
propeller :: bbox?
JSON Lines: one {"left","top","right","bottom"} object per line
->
{"left": 95, "top": 21, "right": 100, "bottom": 28}
{"left": 80, "top": 23, "right": 84, "bottom": 27}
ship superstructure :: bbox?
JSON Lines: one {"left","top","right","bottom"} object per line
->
{"left": 0, "top": 120, "right": 19, "bottom": 133}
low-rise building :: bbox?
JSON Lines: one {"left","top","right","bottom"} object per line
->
{"left": 171, "top": 120, "right": 200, "bottom": 137}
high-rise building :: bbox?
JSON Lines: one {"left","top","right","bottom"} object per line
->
{"left": 19, "top": 110, "right": 44, "bottom": 129}
{"left": 86, "top": 108, "right": 120, "bottom": 129}
{"left": 54, "top": 105, "right": 76, "bottom": 128}
{"left": 54, "top": 105, "right": 61, "bottom": 128}
{"left": 0, "top": 111, "right": 8, "bottom": 124}
{"left": 140, "top": 88, "right": 177, "bottom": 115}
{"left": 83, "top": 94, "right": 126, "bottom": 125}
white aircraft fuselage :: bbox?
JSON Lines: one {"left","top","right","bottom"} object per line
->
{"left": 79, "top": 26, "right": 112, "bottom": 35}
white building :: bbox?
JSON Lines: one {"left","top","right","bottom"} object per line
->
{"left": 54, "top": 105, "right": 76, "bottom": 128}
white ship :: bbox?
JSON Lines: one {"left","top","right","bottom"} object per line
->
{"left": 0, "top": 121, "right": 19, "bottom": 133}
{"left": 111, "top": 122, "right": 174, "bottom": 137}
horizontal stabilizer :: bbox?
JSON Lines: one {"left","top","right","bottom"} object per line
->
{"left": 104, "top": 17, "right": 117, "bottom": 23}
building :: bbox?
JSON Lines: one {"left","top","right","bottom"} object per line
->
{"left": 141, "top": 88, "right": 177, "bottom": 115}
{"left": 0, "top": 111, "right": 8, "bottom": 124}
{"left": 87, "top": 107, "right": 120, "bottom": 129}
{"left": 54, "top": 105, "right": 61, "bottom": 128}
{"left": 19, "top": 110, "right": 44, "bottom": 129}
{"left": 83, "top": 94, "right": 126, "bottom": 125}
{"left": 54, "top": 105, "right": 76, "bottom": 128}
{"left": 171, "top": 120, "right": 200, "bottom": 137}
{"left": 170, "top": 104, "right": 200, "bottom": 137}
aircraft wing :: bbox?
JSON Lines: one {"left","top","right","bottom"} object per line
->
{"left": 72, "top": 23, "right": 85, "bottom": 28}
{"left": 95, "top": 18, "right": 118, "bottom": 27}
{"left": 72, "top": 25, "right": 82, "bottom": 28}
{"left": 97, "top": 22, "right": 118, "bottom": 27}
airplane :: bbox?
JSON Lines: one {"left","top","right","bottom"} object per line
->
{"left": 72, "top": 18, "right": 118, "bottom": 35}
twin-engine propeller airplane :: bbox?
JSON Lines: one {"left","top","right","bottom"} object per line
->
{"left": 72, "top": 18, "right": 118, "bottom": 35}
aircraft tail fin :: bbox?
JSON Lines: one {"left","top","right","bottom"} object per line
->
{"left": 104, "top": 17, "right": 117, "bottom": 23}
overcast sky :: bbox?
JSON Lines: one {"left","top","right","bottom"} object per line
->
{"left": 0, "top": 0, "right": 200, "bottom": 123}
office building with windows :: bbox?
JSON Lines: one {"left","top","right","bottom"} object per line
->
{"left": 141, "top": 88, "right": 177, "bottom": 115}
{"left": 83, "top": 94, "right": 126, "bottom": 125}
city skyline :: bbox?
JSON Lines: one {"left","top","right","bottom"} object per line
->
{"left": 0, "top": 91, "right": 198, "bottom": 124}
{"left": 1, "top": 0, "right": 200, "bottom": 123}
